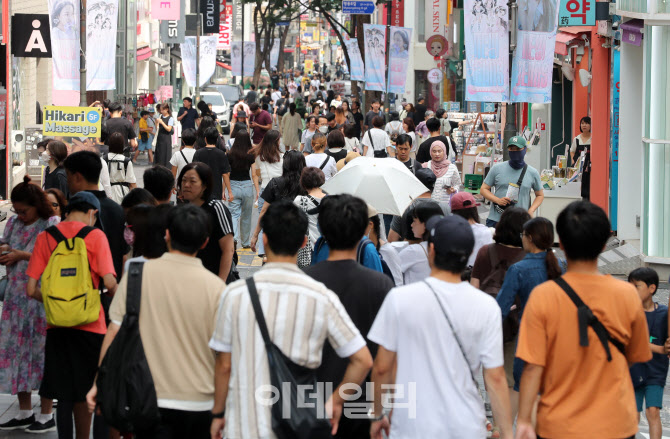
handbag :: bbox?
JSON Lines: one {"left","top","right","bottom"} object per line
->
{"left": 246, "top": 277, "right": 333, "bottom": 439}
{"left": 368, "top": 130, "right": 387, "bottom": 158}
{"left": 493, "top": 164, "right": 527, "bottom": 215}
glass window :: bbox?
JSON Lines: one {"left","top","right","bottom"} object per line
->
{"left": 417, "top": 0, "right": 426, "bottom": 42}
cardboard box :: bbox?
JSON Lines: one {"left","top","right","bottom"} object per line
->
{"left": 474, "top": 162, "right": 486, "bottom": 175}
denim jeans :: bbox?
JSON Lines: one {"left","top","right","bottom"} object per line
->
{"left": 257, "top": 195, "right": 265, "bottom": 255}
{"left": 229, "top": 180, "right": 254, "bottom": 247}
{"left": 485, "top": 218, "right": 498, "bottom": 228}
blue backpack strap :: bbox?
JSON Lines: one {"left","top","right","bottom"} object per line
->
{"left": 311, "top": 237, "right": 325, "bottom": 265}
{"left": 356, "top": 238, "right": 373, "bottom": 264}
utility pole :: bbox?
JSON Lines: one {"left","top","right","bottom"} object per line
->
{"left": 502, "top": 0, "right": 518, "bottom": 161}
{"left": 79, "top": 0, "right": 87, "bottom": 106}
{"left": 383, "top": 0, "right": 392, "bottom": 112}
{"left": 196, "top": 0, "right": 201, "bottom": 102}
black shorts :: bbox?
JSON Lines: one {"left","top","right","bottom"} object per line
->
{"left": 39, "top": 328, "right": 104, "bottom": 402}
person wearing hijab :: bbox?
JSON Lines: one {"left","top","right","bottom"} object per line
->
{"left": 425, "top": 140, "right": 461, "bottom": 203}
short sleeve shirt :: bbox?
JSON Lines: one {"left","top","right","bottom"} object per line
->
{"left": 169, "top": 148, "right": 197, "bottom": 184}
{"left": 361, "top": 128, "right": 392, "bottom": 157}
{"left": 105, "top": 118, "right": 137, "bottom": 146}
{"left": 178, "top": 107, "right": 198, "bottom": 130}
{"left": 197, "top": 200, "right": 233, "bottom": 276}
{"left": 193, "top": 147, "right": 231, "bottom": 200}
{"left": 483, "top": 162, "right": 542, "bottom": 223}
{"left": 251, "top": 110, "right": 273, "bottom": 144}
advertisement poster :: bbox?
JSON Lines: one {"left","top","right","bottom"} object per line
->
{"left": 48, "top": 0, "right": 80, "bottom": 91}
{"left": 181, "top": 35, "right": 218, "bottom": 86}
{"left": 86, "top": 0, "right": 118, "bottom": 90}
{"left": 463, "top": 0, "right": 509, "bottom": 102}
{"left": 363, "top": 24, "right": 386, "bottom": 91}
{"left": 231, "top": 41, "right": 255, "bottom": 76}
{"left": 510, "top": 0, "right": 559, "bottom": 103}
{"left": 261, "top": 38, "right": 280, "bottom": 70}
{"left": 610, "top": 49, "right": 620, "bottom": 230}
{"left": 43, "top": 106, "right": 102, "bottom": 137}
{"left": 388, "top": 27, "right": 412, "bottom": 94}
{"left": 344, "top": 38, "right": 364, "bottom": 81}
{"left": 151, "top": 0, "right": 180, "bottom": 20}
{"left": 217, "top": 1, "right": 232, "bottom": 50}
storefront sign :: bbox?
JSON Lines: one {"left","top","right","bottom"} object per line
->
{"left": 160, "top": 0, "right": 186, "bottom": 44}
{"left": 11, "top": 14, "right": 52, "bottom": 57}
{"left": 152, "top": 0, "right": 180, "bottom": 20}
{"left": 233, "top": 0, "right": 242, "bottom": 38}
{"left": 43, "top": 106, "right": 102, "bottom": 137}
{"left": 426, "top": 34, "right": 448, "bottom": 58}
{"left": 559, "top": 0, "right": 595, "bottom": 26}
{"left": 620, "top": 19, "right": 643, "bottom": 46}
{"left": 200, "top": 0, "right": 220, "bottom": 34}
{"left": 217, "top": 1, "right": 232, "bottom": 49}
{"left": 425, "top": 0, "right": 446, "bottom": 37}
{"left": 390, "top": 0, "right": 403, "bottom": 26}
{"left": 483, "top": 102, "right": 496, "bottom": 112}
{"left": 610, "top": 49, "right": 620, "bottom": 230}
{"left": 427, "top": 68, "right": 443, "bottom": 84}
{"left": 448, "top": 101, "right": 461, "bottom": 111}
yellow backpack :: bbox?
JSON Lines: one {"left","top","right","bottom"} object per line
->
{"left": 42, "top": 226, "right": 100, "bottom": 327}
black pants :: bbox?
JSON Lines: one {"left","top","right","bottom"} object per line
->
{"left": 135, "top": 409, "right": 212, "bottom": 439}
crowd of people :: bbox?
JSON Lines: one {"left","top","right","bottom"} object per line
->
{"left": 0, "top": 88, "right": 665, "bottom": 439}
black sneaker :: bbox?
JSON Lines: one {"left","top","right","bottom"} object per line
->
{"left": 25, "top": 418, "right": 56, "bottom": 434}
{"left": 0, "top": 415, "right": 35, "bottom": 430}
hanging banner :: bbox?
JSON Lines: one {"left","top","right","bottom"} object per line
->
{"left": 48, "top": 0, "right": 80, "bottom": 91}
{"left": 217, "top": 1, "right": 232, "bottom": 49}
{"left": 609, "top": 49, "right": 620, "bottom": 230}
{"left": 363, "top": 24, "right": 386, "bottom": 91}
{"left": 86, "top": 0, "right": 118, "bottom": 90}
{"left": 233, "top": 0, "right": 242, "bottom": 38}
{"left": 388, "top": 26, "right": 412, "bottom": 94}
{"left": 181, "top": 35, "right": 218, "bottom": 87}
{"left": 511, "top": 0, "right": 559, "bottom": 103}
{"left": 152, "top": 0, "right": 180, "bottom": 20}
{"left": 231, "top": 41, "right": 255, "bottom": 76}
{"left": 200, "top": 0, "right": 219, "bottom": 34}
{"left": 390, "top": 0, "right": 403, "bottom": 26}
{"left": 11, "top": 14, "right": 52, "bottom": 57}
{"left": 160, "top": 0, "right": 186, "bottom": 44}
{"left": 270, "top": 38, "right": 280, "bottom": 70}
{"left": 344, "top": 38, "right": 364, "bottom": 81}
{"left": 463, "top": 0, "right": 509, "bottom": 102}
{"left": 425, "top": 0, "right": 446, "bottom": 36}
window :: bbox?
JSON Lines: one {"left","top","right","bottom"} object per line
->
{"left": 417, "top": 0, "right": 426, "bottom": 42}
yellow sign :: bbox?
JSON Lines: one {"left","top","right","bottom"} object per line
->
{"left": 305, "top": 59, "right": 314, "bottom": 73}
{"left": 43, "top": 106, "right": 102, "bottom": 137}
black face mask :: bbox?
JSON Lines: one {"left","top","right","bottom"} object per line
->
{"left": 508, "top": 149, "right": 526, "bottom": 170}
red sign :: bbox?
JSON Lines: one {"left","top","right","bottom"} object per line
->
{"left": 159, "top": 71, "right": 166, "bottom": 77}
{"left": 217, "top": 1, "right": 232, "bottom": 49}
{"left": 391, "top": 0, "right": 403, "bottom": 27}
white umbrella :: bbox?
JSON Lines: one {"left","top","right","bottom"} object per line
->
{"left": 321, "top": 157, "right": 429, "bottom": 215}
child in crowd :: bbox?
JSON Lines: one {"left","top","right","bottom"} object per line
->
{"left": 629, "top": 267, "right": 668, "bottom": 439}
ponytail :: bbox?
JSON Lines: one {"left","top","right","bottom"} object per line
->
{"left": 545, "top": 249, "right": 562, "bottom": 280}
{"left": 523, "top": 217, "right": 562, "bottom": 280}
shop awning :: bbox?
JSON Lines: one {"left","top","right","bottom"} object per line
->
{"left": 216, "top": 61, "right": 232, "bottom": 70}
{"left": 137, "top": 46, "right": 152, "bottom": 61}
{"left": 149, "top": 56, "right": 169, "bottom": 67}
{"left": 554, "top": 26, "right": 591, "bottom": 56}
{"left": 621, "top": 19, "right": 644, "bottom": 46}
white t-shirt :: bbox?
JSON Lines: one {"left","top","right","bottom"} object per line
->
{"left": 385, "top": 121, "right": 406, "bottom": 139}
{"left": 361, "top": 128, "right": 392, "bottom": 157}
{"left": 398, "top": 241, "right": 431, "bottom": 285}
{"left": 570, "top": 133, "right": 592, "bottom": 153}
{"left": 380, "top": 242, "right": 403, "bottom": 286}
{"left": 169, "top": 148, "right": 197, "bottom": 184}
{"left": 255, "top": 156, "right": 284, "bottom": 190}
{"left": 305, "top": 152, "right": 337, "bottom": 180}
{"left": 294, "top": 194, "right": 323, "bottom": 246}
{"left": 469, "top": 223, "right": 494, "bottom": 267}
{"left": 407, "top": 132, "right": 417, "bottom": 152}
{"left": 368, "top": 278, "right": 504, "bottom": 439}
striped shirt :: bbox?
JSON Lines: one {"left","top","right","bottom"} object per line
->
{"left": 209, "top": 263, "right": 366, "bottom": 439}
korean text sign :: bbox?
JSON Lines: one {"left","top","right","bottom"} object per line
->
{"left": 559, "top": 0, "right": 595, "bottom": 26}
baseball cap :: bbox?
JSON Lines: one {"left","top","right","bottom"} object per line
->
{"left": 426, "top": 215, "right": 475, "bottom": 259}
{"left": 508, "top": 135, "right": 527, "bottom": 149}
{"left": 67, "top": 191, "right": 101, "bottom": 212}
{"left": 148, "top": 106, "right": 155, "bottom": 113}
{"left": 237, "top": 110, "right": 247, "bottom": 118}
{"left": 450, "top": 192, "right": 481, "bottom": 211}
{"left": 415, "top": 167, "right": 436, "bottom": 191}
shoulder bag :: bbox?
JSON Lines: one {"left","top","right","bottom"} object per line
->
{"left": 246, "top": 277, "right": 333, "bottom": 439}
{"left": 493, "top": 164, "right": 527, "bottom": 215}
{"left": 369, "top": 130, "right": 387, "bottom": 158}
{"left": 297, "top": 195, "right": 321, "bottom": 268}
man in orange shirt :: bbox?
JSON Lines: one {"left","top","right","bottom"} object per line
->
{"left": 515, "top": 201, "right": 651, "bottom": 439}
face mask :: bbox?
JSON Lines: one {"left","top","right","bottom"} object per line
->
{"left": 319, "top": 126, "right": 328, "bottom": 134}
{"left": 123, "top": 226, "right": 135, "bottom": 246}
{"left": 508, "top": 149, "right": 526, "bottom": 170}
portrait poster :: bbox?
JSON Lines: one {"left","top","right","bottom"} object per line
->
{"left": 261, "top": 38, "right": 280, "bottom": 70}
{"left": 344, "top": 38, "right": 364, "bottom": 81}
{"left": 48, "top": 0, "right": 80, "bottom": 91}
{"left": 231, "top": 41, "right": 255, "bottom": 76}
{"left": 388, "top": 27, "right": 412, "bottom": 94}
{"left": 181, "top": 35, "right": 217, "bottom": 87}
{"left": 363, "top": 24, "right": 386, "bottom": 92}
{"left": 86, "top": 0, "right": 118, "bottom": 90}
{"left": 463, "top": 0, "right": 509, "bottom": 102}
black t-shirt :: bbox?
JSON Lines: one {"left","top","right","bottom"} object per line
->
{"left": 352, "top": 112, "right": 364, "bottom": 138}
{"left": 177, "top": 107, "right": 199, "bottom": 130}
{"left": 305, "top": 260, "right": 392, "bottom": 415}
{"left": 104, "top": 118, "right": 136, "bottom": 146}
{"left": 228, "top": 153, "right": 255, "bottom": 181}
{"left": 413, "top": 104, "right": 427, "bottom": 125}
{"left": 195, "top": 136, "right": 227, "bottom": 151}
{"left": 43, "top": 166, "right": 69, "bottom": 198}
{"left": 364, "top": 110, "right": 384, "bottom": 129}
{"left": 260, "top": 176, "right": 303, "bottom": 204}
{"left": 245, "top": 91, "right": 257, "bottom": 104}
{"left": 398, "top": 157, "right": 420, "bottom": 174}
{"left": 325, "top": 149, "right": 347, "bottom": 162}
{"left": 416, "top": 135, "right": 456, "bottom": 163}
{"left": 197, "top": 200, "right": 233, "bottom": 276}
{"left": 86, "top": 190, "right": 130, "bottom": 281}
{"left": 193, "top": 147, "right": 231, "bottom": 200}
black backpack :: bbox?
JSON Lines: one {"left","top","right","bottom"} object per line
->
{"left": 96, "top": 262, "right": 160, "bottom": 432}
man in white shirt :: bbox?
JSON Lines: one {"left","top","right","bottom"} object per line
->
{"left": 368, "top": 215, "right": 513, "bottom": 439}
{"left": 362, "top": 116, "right": 394, "bottom": 158}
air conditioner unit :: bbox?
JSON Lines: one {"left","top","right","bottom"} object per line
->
{"left": 11, "top": 130, "right": 25, "bottom": 154}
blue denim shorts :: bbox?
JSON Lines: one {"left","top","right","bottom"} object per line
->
{"left": 635, "top": 384, "right": 664, "bottom": 411}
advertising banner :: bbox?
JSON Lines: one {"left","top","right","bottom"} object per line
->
{"left": 160, "top": 0, "right": 186, "bottom": 44}
{"left": 231, "top": 41, "right": 255, "bottom": 76}
{"left": 425, "top": 0, "right": 445, "bottom": 36}
{"left": 86, "top": 0, "right": 118, "bottom": 90}
{"left": 152, "top": 0, "right": 180, "bottom": 20}
{"left": 388, "top": 26, "right": 412, "bottom": 94}
{"left": 344, "top": 38, "right": 364, "bottom": 81}
{"left": 233, "top": 0, "right": 242, "bottom": 38}
{"left": 217, "top": 1, "right": 232, "bottom": 49}
{"left": 48, "top": 0, "right": 80, "bottom": 91}
{"left": 11, "top": 14, "right": 52, "bottom": 57}
{"left": 390, "top": 0, "right": 403, "bottom": 26}
{"left": 270, "top": 38, "right": 280, "bottom": 70}
{"left": 181, "top": 35, "right": 218, "bottom": 87}
{"left": 363, "top": 24, "right": 386, "bottom": 91}
{"left": 463, "top": 0, "right": 509, "bottom": 102}
{"left": 609, "top": 49, "right": 620, "bottom": 230}
{"left": 43, "top": 106, "right": 102, "bottom": 137}
{"left": 200, "top": 0, "right": 219, "bottom": 34}
{"left": 559, "top": 0, "right": 595, "bottom": 26}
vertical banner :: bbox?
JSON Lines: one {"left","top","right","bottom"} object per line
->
{"left": 233, "top": 0, "right": 242, "bottom": 39}
{"left": 152, "top": 0, "right": 180, "bottom": 20}
{"left": 86, "top": 0, "right": 118, "bottom": 90}
{"left": 200, "top": 0, "right": 219, "bottom": 34}
{"left": 463, "top": 0, "right": 509, "bottom": 102}
{"left": 609, "top": 49, "right": 620, "bottom": 230}
{"left": 363, "top": 24, "right": 386, "bottom": 92}
{"left": 243, "top": 42, "right": 255, "bottom": 76}
{"left": 391, "top": 0, "right": 403, "bottom": 26}
{"left": 181, "top": 35, "right": 218, "bottom": 87}
{"left": 160, "top": 0, "right": 186, "bottom": 44}
{"left": 48, "top": 0, "right": 80, "bottom": 91}
{"left": 510, "top": 0, "right": 559, "bottom": 103}
{"left": 425, "top": 0, "right": 445, "bottom": 36}
{"left": 231, "top": 41, "right": 255, "bottom": 76}
{"left": 231, "top": 41, "right": 242, "bottom": 76}
{"left": 388, "top": 27, "right": 412, "bottom": 94}
{"left": 217, "top": 1, "right": 232, "bottom": 49}
{"left": 270, "top": 38, "right": 280, "bottom": 70}
{"left": 344, "top": 38, "right": 364, "bottom": 81}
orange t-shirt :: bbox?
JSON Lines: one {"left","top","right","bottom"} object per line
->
{"left": 516, "top": 272, "right": 652, "bottom": 438}
{"left": 27, "top": 221, "right": 116, "bottom": 334}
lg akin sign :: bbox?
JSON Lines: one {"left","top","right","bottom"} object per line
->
{"left": 43, "top": 106, "right": 102, "bottom": 137}
{"left": 342, "top": 0, "right": 375, "bottom": 14}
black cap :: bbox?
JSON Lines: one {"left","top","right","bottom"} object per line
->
{"left": 415, "top": 167, "right": 436, "bottom": 190}
{"left": 426, "top": 215, "right": 475, "bottom": 261}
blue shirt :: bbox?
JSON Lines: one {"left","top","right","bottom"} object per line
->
{"left": 311, "top": 238, "right": 383, "bottom": 273}
{"left": 484, "top": 162, "right": 542, "bottom": 222}
{"left": 177, "top": 107, "right": 198, "bottom": 130}
{"left": 630, "top": 304, "right": 669, "bottom": 388}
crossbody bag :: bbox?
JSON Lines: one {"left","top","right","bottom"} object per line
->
{"left": 368, "top": 130, "right": 387, "bottom": 158}
{"left": 493, "top": 164, "right": 527, "bottom": 215}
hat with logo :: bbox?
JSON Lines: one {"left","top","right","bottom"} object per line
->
{"left": 426, "top": 215, "right": 475, "bottom": 260}
{"left": 450, "top": 192, "right": 481, "bottom": 211}
{"left": 66, "top": 191, "right": 101, "bottom": 213}
{"left": 147, "top": 106, "right": 155, "bottom": 113}
{"left": 508, "top": 135, "right": 527, "bottom": 149}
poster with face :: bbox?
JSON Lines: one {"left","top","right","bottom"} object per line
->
{"left": 344, "top": 38, "right": 364, "bottom": 82}
{"left": 86, "top": 0, "right": 118, "bottom": 90}
{"left": 363, "top": 24, "right": 386, "bottom": 92}
{"left": 388, "top": 27, "right": 412, "bottom": 94}
{"left": 181, "top": 35, "right": 218, "bottom": 87}
{"left": 48, "top": 0, "right": 80, "bottom": 91}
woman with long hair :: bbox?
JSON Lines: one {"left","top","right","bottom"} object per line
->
{"left": 154, "top": 103, "right": 175, "bottom": 168}
{"left": 0, "top": 177, "right": 58, "bottom": 432}
{"left": 42, "top": 140, "right": 69, "bottom": 198}
{"left": 402, "top": 117, "right": 417, "bottom": 153}
{"left": 195, "top": 116, "right": 226, "bottom": 151}
{"left": 45, "top": 188, "right": 67, "bottom": 221}
{"left": 226, "top": 122, "right": 249, "bottom": 151}
{"left": 340, "top": 100, "right": 355, "bottom": 125}
{"left": 227, "top": 131, "right": 259, "bottom": 248}
{"left": 280, "top": 103, "right": 303, "bottom": 151}
{"left": 570, "top": 116, "right": 592, "bottom": 200}
{"left": 251, "top": 130, "right": 283, "bottom": 257}
{"left": 250, "top": 150, "right": 306, "bottom": 253}
{"left": 404, "top": 103, "right": 416, "bottom": 122}
{"left": 334, "top": 106, "right": 346, "bottom": 126}
{"left": 495, "top": 217, "right": 562, "bottom": 419}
